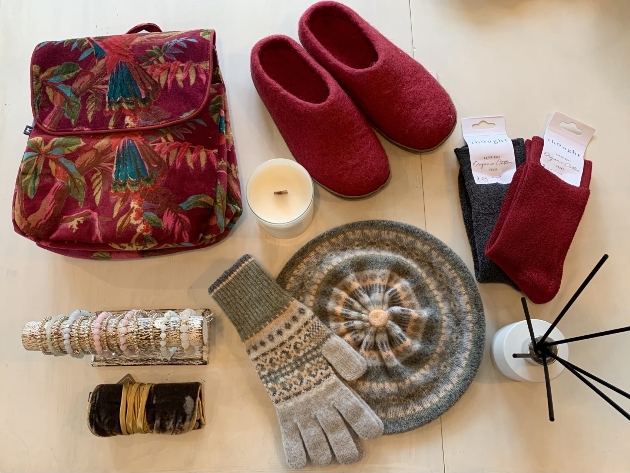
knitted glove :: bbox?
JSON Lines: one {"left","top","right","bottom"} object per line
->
{"left": 455, "top": 138, "right": 526, "bottom": 287}
{"left": 208, "top": 255, "right": 384, "bottom": 468}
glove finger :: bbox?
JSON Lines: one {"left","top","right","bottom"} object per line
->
{"left": 316, "top": 406, "right": 361, "bottom": 465}
{"left": 298, "top": 415, "right": 332, "bottom": 466}
{"left": 335, "top": 384, "right": 384, "bottom": 440}
{"left": 279, "top": 421, "right": 307, "bottom": 469}
{"left": 322, "top": 334, "right": 367, "bottom": 381}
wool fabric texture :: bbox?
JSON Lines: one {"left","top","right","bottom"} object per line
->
{"left": 299, "top": 2, "right": 456, "bottom": 152}
{"left": 455, "top": 138, "right": 526, "bottom": 287}
{"left": 276, "top": 220, "right": 485, "bottom": 434}
{"left": 486, "top": 136, "right": 592, "bottom": 304}
{"left": 250, "top": 35, "right": 390, "bottom": 198}
{"left": 208, "top": 255, "right": 383, "bottom": 469}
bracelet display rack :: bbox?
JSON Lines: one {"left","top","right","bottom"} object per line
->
{"left": 21, "top": 309, "right": 212, "bottom": 367}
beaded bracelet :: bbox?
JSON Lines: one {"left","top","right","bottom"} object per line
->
{"left": 51, "top": 315, "right": 68, "bottom": 354}
{"left": 118, "top": 310, "right": 136, "bottom": 356}
{"left": 38, "top": 316, "right": 53, "bottom": 354}
{"left": 80, "top": 313, "right": 96, "bottom": 353}
{"left": 157, "top": 311, "right": 178, "bottom": 359}
{"left": 93, "top": 311, "right": 113, "bottom": 357}
{"left": 63, "top": 310, "right": 89, "bottom": 357}
{"left": 46, "top": 314, "right": 67, "bottom": 356}
{"left": 108, "top": 313, "right": 126, "bottom": 355}
{"left": 149, "top": 311, "right": 160, "bottom": 353}
{"left": 179, "top": 309, "right": 195, "bottom": 353}
{"left": 69, "top": 310, "right": 87, "bottom": 356}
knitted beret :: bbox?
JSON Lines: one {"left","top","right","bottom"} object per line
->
{"left": 276, "top": 220, "right": 485, "bottom": 434}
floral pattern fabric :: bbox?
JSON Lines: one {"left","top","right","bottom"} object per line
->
{"left": 31, "top": 29, "right": 214, "bottom": 133}
{"left": 13, "top": 28, "right": 242, "bottom": 259}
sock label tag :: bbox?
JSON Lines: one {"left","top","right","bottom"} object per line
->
{"left": 462, "top": 116, "right": 516, "bottom": 185}
{"left": 541, "top": 112, "right": 595, "bottom": 186}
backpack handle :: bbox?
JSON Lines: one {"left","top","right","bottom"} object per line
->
{"left": 126, "top": 23, "right": 162, "bottom": 34}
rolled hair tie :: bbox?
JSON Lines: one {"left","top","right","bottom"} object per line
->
{"left": 87, "top": 382, "right": 205, "bottom": 437}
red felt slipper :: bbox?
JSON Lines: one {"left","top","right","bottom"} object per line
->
{"left": 250, "top": 35, "right": 390, "bottom": 198}
{"left": 299, "top": 1, "right": 457, "bottom": 152}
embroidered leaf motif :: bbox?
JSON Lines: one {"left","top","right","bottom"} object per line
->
{"left": 116, "top": 208, "right": 133, "bottom": 236}
{"left": 63, "top": 38, "right": 92, "bottom": 54}
{"left": 179, "top": 194, "right": 214, "bottom": 210}
{"left": 199, "top": 148, "right": 207, "bottom": 169}
{"left": 159, "top": 69, "right": 168, "bottom": 87}
{"left": 90, "top": 169, "right": 103, "bottom": 205}
{"left": 144, "top": 235, "right": 158, "bottom": 247}
{"left": 86, "top": 91, "right": 97, "bottom": 122}
{"left": 60, "top": 212, "right": 88, "bottom": 232}
{"left": 20, "top": 137, "right": 84, "bottom": 199}
{"left": 51, "top": 137, "right": 84, "bottom": 154}
{"left": 61, "top": 94, "right": 81, "bottom": 125}
{"left": 143, "top": 212, "right": 163, "bottom": 229}
{"left": 32, "top": 65, "right": 43, "bottom": 114}
{"left": 92, "top": 251, "right": 112, "bottom": 260}
{"left": 78, "top": 48, "right": 94, "bottom": 61}
{"left": 214, "top": 182, "right": 227, "bottom": 232}
{"left": 57, "top": 158, "right": 86, "bottom": 206}
{"left": 109, "top": 112, "right": 120, "bottom": 129}
{"left": 20, "top": 154, "right": 45, "bottom": 198}
{"left": 200, "top": 29, "right": 213, "bottom": 40}
{"left": 197, "top": 63, "right": 208, "bottom": 84}
{"left": 210, "top": 95, "right": 223, "bottom": 124}
{"left": 45, "top": 86, "right": 54, "bottom": 104}
{"left": 162, "top": 208, "right": 191, "bottom": 242}
{"left": 46, "top": 62, "right": 81, "bottom": 83}
{"left": 113, "top": 197, "right": 124, "bottom": 218}
{"left": 167, "top": 62, "right": 179, "bottom": 89}
{"left": 24, "top": 137, "right": 45, "bottom": 156}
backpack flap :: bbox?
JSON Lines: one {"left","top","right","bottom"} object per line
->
{"left": 31, "top": 29, "right": 215, "bottom": 134}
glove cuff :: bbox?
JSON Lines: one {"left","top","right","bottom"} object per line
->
{"left": 208, "top": 255, "right": 295, "bottom": 340}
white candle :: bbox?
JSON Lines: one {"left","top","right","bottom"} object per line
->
{"left": 247, "top": 159, "right": 314, "bottom": 239}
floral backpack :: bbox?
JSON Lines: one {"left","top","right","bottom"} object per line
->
{"left": 12, "top": 24, "right": 242, "bottom": 259}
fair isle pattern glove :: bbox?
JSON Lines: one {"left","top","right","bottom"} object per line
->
{"left": 208, "top": 255, "right": 384, "bottom": 468}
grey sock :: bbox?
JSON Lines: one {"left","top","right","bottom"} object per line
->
{"left": 455, "top": 138, "right": 526, "bottom": 287}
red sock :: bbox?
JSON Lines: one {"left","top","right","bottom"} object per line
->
{"left": 485, "top": 136, "right": 592, "bottom": 303}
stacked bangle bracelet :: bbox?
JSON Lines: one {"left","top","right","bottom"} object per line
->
{"left": 46, "top": 314, "right": 67, "bottom": 356}
{"left": 118, "top": 310, "right": 136, "bottom": 356}
{"left": 180, "top": 309, "right": 195, "bottom": 352}
{"left": 156, "top": 311, "right": 178, "bottom": 359}
{"left": 23, "top": 309, "right": 208, "bottom": 362}
{"left": 93, "top": 311, "right": 113, "bottom": 358}
{"left": 63, "top": 310, "right": 89, "bottom": 357}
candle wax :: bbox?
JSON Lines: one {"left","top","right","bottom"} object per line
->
{"left": 248, "top": 162, "right": 313, "bottom": 224}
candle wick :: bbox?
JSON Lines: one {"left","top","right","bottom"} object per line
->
{"left": 274, "top": 190, "right": 289, "bottom": 195}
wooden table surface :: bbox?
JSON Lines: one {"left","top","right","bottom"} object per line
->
{"left": 0, "top": 1, "right": 628, "bottom": 471}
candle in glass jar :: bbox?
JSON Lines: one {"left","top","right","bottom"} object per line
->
{"left": 247, "top": 159, "right": 314, "bottom": 239}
